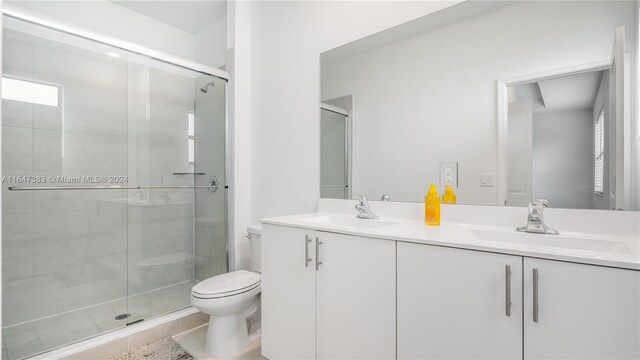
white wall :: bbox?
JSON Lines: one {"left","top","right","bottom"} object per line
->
{"left": 227, "top": 0, "right": 253, "bottom": 270}
{"left": 532, "top": 109, "right": 594, "bottom": 209}
{"left": 247, "top": 0, "right": 463, "bottom": 224}
{"left": 195, "top": 15, "right": 227, "bottom": 69}
{"left": 635, "top": 0, "right": 640, "bottom": 211}
{"left": 321, "top": 1, "right": 635, "bottom": 205}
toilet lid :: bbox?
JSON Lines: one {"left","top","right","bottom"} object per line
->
{"left": 192, "top": 270, "right": 261, "bottom": 296}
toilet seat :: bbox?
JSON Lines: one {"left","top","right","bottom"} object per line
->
{"left": 192, "top": 270, "right": 261, "bottom": 299}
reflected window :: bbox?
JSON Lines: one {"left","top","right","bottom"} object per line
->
{"left": 188, "top": 111, "right": 195, "bottom": 165}
{"left": 594, "top": 107, "right": 604, "bottom": 194}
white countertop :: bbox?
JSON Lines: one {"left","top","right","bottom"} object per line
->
{"left": 261, "top": 211, "right": 640, "bottom": 271}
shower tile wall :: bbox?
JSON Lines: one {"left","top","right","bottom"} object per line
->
{"left": 1, "top": 28, "right": 197, "bottom": 329}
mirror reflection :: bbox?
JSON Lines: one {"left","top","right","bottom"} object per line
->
{"left": 320, "top": 0, "right": 637, "bottom": 210}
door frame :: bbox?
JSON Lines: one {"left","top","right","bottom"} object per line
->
{"left": 496, "top": 58, "right": 611, "bottom": 206}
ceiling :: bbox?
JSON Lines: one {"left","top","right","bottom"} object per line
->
{"left": 510, "top": 70, "right": 604, "bottom": 114}
{"left": 322, "top": 1, "right": 514, "bottom": 64}
{"left": 111, "top": 1, "right": 226, "bottom": 34}
{"left": 537, "top": 71, "right": 603, "bottom": 113}
{"left": 323, "top": 95, "right": 353, "bottom": 112}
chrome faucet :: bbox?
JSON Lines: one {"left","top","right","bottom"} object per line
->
{"left": 355, "top": 196, "right": 379, "bottom": 219}
{"left": 381, "top": 194, "right": 391, "bottom": 202}
{"left": 516, "top": 199, "right": 559, "bottom": 235}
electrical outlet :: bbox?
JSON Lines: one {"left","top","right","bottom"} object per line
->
{"left": 440, "top": 162, "right": 458, "bottom": 188}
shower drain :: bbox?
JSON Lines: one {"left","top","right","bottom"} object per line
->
{"left": 115, "top": 313, "right": 131, "bottom": 320}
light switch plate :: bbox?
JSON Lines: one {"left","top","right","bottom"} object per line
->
{"left": 480, "top": 172, "right": 495, "bottom": 187}
{"left": 440, "top": 162, "right": 458, "bottom": 188}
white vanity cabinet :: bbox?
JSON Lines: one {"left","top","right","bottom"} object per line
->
{"left": 396, "top": 242, "right": 640, "bottom": 360}
{"left": 262, "top": 219, "right": 639, "bottom": 360}
{"left": 316, "top": 231, "right": 396, "bottom": 359}
{"left": 397, "top": 242, "right": 523, "bottom": 360}
{"left": 262, "top": 224, "right": 396, "bottom": 360}
{"left": 262, "top": 224, "right": 316, "bottom": 360}
{"left": 524, "top": 258, "right": 640, "bottom": 360}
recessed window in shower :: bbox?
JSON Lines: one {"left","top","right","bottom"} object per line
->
{"left": 1, "top": 77, "right": 59, "bottom": 106}
{"left": 188, "top": 111, "right": 195, "bottom": 165}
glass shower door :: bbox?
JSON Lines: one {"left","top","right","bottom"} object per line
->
{"left": 125, "top": 58, "right": 228, "bottom": 321}
{"left": 2, "top": 18, "right": 130, "bottom": 359}
{"left": 193, "top": 71, "right": 228, "bottom": 282}
{"left": 1, "top": 16, "right": 228, "bottom": 360}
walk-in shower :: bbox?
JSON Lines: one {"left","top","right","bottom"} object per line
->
{"left": 1, "top": 14, "right": 228, "bottom": 360}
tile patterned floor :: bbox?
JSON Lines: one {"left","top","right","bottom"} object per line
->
{"left": 2, "top": 280, "right": 197, "bottom": 360}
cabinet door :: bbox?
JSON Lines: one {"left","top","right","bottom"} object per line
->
{"left": 398, "top": 242, "right": 523, "bottom": 360}
{"left": 524, "top": 258, "right": 640, "bottom": 360}
{"left": 316, "top": 232, "right": 396, "bottom": 360}
{"left": 262, "top": 225, "right": 316, "bottom": 360}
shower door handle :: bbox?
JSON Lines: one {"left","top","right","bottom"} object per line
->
{"left": 208, "top": 176, "right": 220, "bottom": 193}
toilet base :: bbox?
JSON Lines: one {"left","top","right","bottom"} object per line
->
{"left": 204, "top": 313, "right": 249, "bottom": 357}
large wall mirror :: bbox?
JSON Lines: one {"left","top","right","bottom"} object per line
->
{"left": 320, "top": 0, "right": 638, "bottom": 210}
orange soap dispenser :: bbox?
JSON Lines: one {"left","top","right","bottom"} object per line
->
{"left": 424, "top": 183, "right": 441, "bottom": 226}
{"left": 442, "top": 184, "right": 457, "bottom": 204}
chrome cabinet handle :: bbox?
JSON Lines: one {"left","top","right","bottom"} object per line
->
{"left": 533, "top": 268, "right": 539, "bottom": 323}
{"left": 505, "top": 265, "right": 512, "bottom": 317}
{"left": 304, "top": 235, "right": 312, "bottom": 267}
{"left": 315, "top": 237, "right": 323, "bottom": 271}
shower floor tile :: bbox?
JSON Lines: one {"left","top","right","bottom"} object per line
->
{"left": 2, "top": 280, "right": 197, "bottom": 360}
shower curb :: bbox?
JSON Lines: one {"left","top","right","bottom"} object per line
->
{"left": 26, "top": 307, "right": 208, "bottom": 360}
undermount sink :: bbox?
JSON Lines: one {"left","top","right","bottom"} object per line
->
{"left": 472, "top": 229, "right": 634, "bottom": 255}
{"left": 299, "top": 215, "right": 398, "bottom": 229}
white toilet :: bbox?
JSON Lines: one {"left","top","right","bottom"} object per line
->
{"left": 191, "top": 226, "right": 262, "bottom": 356}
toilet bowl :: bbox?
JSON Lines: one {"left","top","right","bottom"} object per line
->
{"left": 191, "top": 270, "right": 261, "bottom": 356}
{"left": 191, "top": 226, "right": 262, "bottom": 356}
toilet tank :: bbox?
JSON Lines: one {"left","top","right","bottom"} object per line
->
{"left": 247, "top": 225, "right": 262, "bottom": 273}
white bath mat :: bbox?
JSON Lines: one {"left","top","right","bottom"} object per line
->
{"left": 109, "top": 337, "right": 194, "bottom": 360}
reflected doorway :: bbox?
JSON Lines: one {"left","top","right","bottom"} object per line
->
{"left": 320, "top": 101, "right": 351, "bottom": 199}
